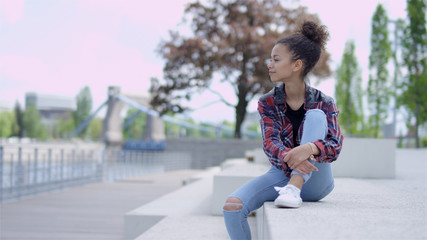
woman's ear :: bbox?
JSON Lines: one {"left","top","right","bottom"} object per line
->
{"left": 293, "top": 59, "right": 303, "bottom": 72}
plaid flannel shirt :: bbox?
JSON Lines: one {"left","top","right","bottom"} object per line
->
{"left": 258, "top": 83, "right": 344, "bottom": 177}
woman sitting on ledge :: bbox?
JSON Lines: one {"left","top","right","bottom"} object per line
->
{"left": 223, "top": 21, "right": 344, "bottom": 240}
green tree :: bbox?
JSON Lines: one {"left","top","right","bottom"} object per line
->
{"left": 123, "top": 109, "right": 147, "bottom": 139}
{"left": 22, "top": 102, "right": 47, "bottom": 139}
{"left": 398, "top": 0, "right": 427, "bottom": 148}
{"left": 221, "top": 120, "right": 235, "bottom": 139}
{"left": 368, "top": 3, "right": 392, "bottom": 138}
{"left": 57, "top": 115, "right": 75, "bottom": 139}
{"left": 0, "top": 111, "right": 14, "bottom": 137}
{"left": 335, "top": 40, "right": 365, "bottom": 136}
{"left": 89, "top": 117, "right": 103, "bottom": 140}
{"left": 150, "top": 0, "right": 332, "bottom": 138}
{"left": 12, "top": 101, "right": 24, "bottom": 137}
{"left": 73, "top": 86, "right": 93, "bottom": 139}
{"left": 183, "top": 118, "right": 201, "bottom": 138}
{"left": 199, "top": 123, "right": 216, "bottom": 139}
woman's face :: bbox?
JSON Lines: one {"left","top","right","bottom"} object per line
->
{"left": 267, "top": 44, "right": 299, "bottom": 83}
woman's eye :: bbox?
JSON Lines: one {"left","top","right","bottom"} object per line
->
{"left": 265, "top": 59, "right": 280, "bottom": 65}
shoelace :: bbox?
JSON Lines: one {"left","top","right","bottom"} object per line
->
{"left": 274, "top": 186, "right": 298, "bottom": 197}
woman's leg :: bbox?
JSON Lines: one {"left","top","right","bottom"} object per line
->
{"left": 223, "top": 166, "right": 289, "bottom": 240}
{"left": 295, "top": 109, "right": 335, "bottom": 201}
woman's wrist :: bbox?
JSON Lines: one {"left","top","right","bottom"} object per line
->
{"left": 308, "top": 142, "right": 319, "bottom": 156}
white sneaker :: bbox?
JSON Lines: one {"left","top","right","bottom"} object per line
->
{"left": 274, "top": 184, "right": 302, "bottom": 208}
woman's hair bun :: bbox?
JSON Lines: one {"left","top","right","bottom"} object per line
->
{"left": 299, "top": 21, "right": 329, "bottom": 49}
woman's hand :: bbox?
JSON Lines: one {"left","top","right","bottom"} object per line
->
{"left": 284, "top": 143, "right": 318, "bottom": 171}
{"left": 293, "top": 160, "right": 318, "bottom": 175}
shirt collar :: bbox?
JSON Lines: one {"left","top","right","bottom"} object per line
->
{"left": 273, "top": 83, "right": 315, "bottom": 110}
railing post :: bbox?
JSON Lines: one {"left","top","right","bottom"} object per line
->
{"left": 0, "top": 146, "right": 3, "bottom": 202}
{"left": 17, "top": 147, "right": 23, "bottom": 199}
{"left": 27, "top": 153, "right": 31, "bottom": 194}
{"left": 34, "top": 148, "right": 38, "bottom": 192}
{"left": 81, "top": 150, "right": 85, "bottom": 179}
{"left": 71, "top": 149, "right": 75, "bottom": 179}
{"left": 48, "top": 149, "right": 52, "bottom": 185}
{"left": 60, "top": 149, "right": 64, "bottom": 189}
{"left": 10, "top": 154, "right": 13, "bottom": 196}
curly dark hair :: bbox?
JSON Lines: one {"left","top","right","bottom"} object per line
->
{"left": 276, "top": 21, "right": 329, "bottom": 77}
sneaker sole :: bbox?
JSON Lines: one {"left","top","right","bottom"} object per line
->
{"left": 274, "top": 199, "right": 302, "bottom": 208}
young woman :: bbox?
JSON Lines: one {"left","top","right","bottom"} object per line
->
{"left": 223, "top": 21, "right": 344, "bottom": 240}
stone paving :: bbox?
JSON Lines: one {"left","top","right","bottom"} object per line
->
{"left": 1, "top": 149, "right": 426, "bottom": 240}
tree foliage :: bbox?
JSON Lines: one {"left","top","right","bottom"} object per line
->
{"left": 335, "top": 40, "right": 365, "bottom": 136}
{"left": 398, "top": 0, "right": 427, "bottom": 147}
{"left": 123, "top": 109, "right": 147, "bottom": 139}
{"left": 56, "top": 113, "right": 75, "bottom": 139}
{"left": 150, "top": 0, "right": 331, "bottom": 138}
{"left": 73, "top": 86, "right": 93, "bottom": 138}
{"left": 22, "top": 101, "right": 47, "bottom": 139}
{"left": 89, "top": 117, "right": 103, "bottom": 140}
{"left": 12, "top": 101, "right": 24, "bottom": 137}
{"left": 0, "top": 111, "right": 15, "bottom": 138}
{"left": 368, "top": 3, "right": 392, "bottom": 138}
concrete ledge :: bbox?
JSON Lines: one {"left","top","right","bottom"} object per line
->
{"left": 124, "top": 167, "right": 220, "bottom": 240}
{"left": 211, "top": 158, "right": 270, "bottom": 215}
{"left": 245, "top": 148, "right": 270, "bottom": 165}
{"left": 260, "top": 177, "right": 427, "bottom": 240}
{"left": 134, "top": 216, "right": 232, "bottom": 240}
{"left": 246, "top": 138, "right": 397, "bottom": 179}
{"left": 333, "top": 138, "right": 396, "bottom": 178}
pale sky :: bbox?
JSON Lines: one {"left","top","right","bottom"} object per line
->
{"left": 0, "top": 0, "right": 407, "bottom": 124}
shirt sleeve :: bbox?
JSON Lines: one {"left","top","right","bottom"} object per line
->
{"left": 258, "top": 98, "right": 291, "bottom": 171}
{"left": 312, "top": 100, "right": 344, "bottom": 163}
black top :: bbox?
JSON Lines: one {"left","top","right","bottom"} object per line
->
{"left": 285, "top": 103, "right": 306, "bottom": 147}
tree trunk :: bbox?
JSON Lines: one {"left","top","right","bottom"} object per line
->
{"left": 415, "top": 104, "right": 420, "bottom": 148}
{"left": 234, "top": 85, "right": 249, "bottom": 139}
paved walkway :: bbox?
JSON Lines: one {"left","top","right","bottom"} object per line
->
{"left": 0, "top": 170, "right": 203, "bottom": 240}
{"left": 1, "top": 149, "right": 426, "bottom": 240}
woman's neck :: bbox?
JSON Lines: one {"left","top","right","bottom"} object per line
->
{"left": 285, "top": 80, "right": 305, "bottom": 102}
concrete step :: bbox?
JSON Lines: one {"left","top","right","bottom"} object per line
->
{"left": 260, "top": 177, "right": 427, "bottom": 240}
{"left": 124, "top": 167, "right": 221, "bottom": 240}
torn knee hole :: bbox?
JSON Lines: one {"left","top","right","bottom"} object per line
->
{"left": 223, "top": 197, "right": 243, "bottom": 211}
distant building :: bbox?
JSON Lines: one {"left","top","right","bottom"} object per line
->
{"left": 25, "top": 92, "right": 75, "bottom": 127}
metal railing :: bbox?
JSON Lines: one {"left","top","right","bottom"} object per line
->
{"left": 0, "top": 146, "right": 191, "bottom": 203}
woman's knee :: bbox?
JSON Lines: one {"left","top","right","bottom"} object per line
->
{"left": 302, "top": 181, "right": 334, "bottom": 202}
{"left": 223, "top": 197, "right": 243, "bottom": 211}
{"left": 306, "top": 109, "right": 327, "bottom": 124}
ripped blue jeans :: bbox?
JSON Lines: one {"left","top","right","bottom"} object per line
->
{"left": 223, "top": 109, "right": 335, "bottom": 240}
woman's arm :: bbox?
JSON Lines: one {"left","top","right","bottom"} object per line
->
{"left": 258, "top": 98, "right": 291, "bottom": 171}
{"left": 312, "top": 100, "right": 344, "bottom": 163}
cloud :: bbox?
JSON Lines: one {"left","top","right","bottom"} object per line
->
{"left": 77, "top": 0, "right": 185, "bottom": 29}
{"left": 0, "top": 54, "right": 51, "bottom": 85}
{"left": 0, "top": 0, "right": 25, "bottom": 23}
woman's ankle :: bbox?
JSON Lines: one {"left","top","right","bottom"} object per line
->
{"left": 288, "top": 175, "right": 304, "bottom": 190}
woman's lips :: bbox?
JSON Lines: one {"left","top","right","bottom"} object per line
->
{"left": 269, "top": 72, "right": 275, "bottom": 75}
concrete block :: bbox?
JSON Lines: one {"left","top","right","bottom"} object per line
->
{"left": 211, "top": 159, "right": 270, "bottom": 215}
{"left": 134, "top": 216, "right": 230, "bottom": 240}
{"left": 253, "top": 148, "right": 269, "bottom": 165}
{"left": 124, "top": 167, "right": 220, "bottom": 240}
{"left": 333, "top": 138, "right": 396, "bottom": 178}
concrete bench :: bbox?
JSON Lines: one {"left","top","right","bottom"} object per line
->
{"left": 211, "top": 158, "right": 270, "bottom": 215}
{"left": 134, "top": 216, "right": 232, "bottom": 240}
{"left": 245, "top": 148, "right": 270, "bottom": 165}
{"left": 258, "top": 172, "right": 426, "bottom": 240}
{"left": 332, "top": 138, "right": 396, "bottom": 178}
{"left": 123, "top": 167, "right": 220, "bottom": 240}
{"left": 246, "top": 138, "right": 397, "bottom": 179}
